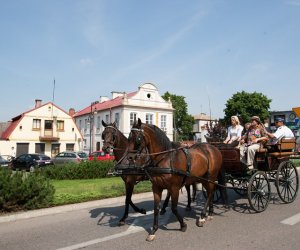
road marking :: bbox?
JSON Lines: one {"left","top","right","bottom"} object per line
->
{"left": 56, "top": 209, "right": 171, "bottom": 250}
{"left": 280, "top": 213, "right": 300, "bottom": 226}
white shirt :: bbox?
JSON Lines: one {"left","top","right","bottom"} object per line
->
{"left": 227, "top": 125, "right": 243, "bottom": 141}
{"left": 271, "top": 125, "right": 294, "bottom": 144}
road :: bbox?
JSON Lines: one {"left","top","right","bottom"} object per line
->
{"left": 0, "top": 184, "right": 299, "bottom": 250}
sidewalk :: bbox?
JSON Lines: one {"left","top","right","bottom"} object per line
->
{"left": 0, "top": 192, "right": 154, "bottom": 224}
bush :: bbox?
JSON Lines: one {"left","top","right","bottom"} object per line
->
{"left": 41, "top": 160, "right": 115, "bottom": 180}
{"left": 0, "top": 168, "right": 55, "bottom": 212}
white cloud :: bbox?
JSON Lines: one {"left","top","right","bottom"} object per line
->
{"left": 80, "top": 58, "right": 93, "bottom": 66}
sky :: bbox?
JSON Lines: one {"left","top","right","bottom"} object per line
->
{"left": 0, "top": 0, "right": 300, "bottom": 122}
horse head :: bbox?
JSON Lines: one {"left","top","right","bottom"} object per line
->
{"left": 127, "top": 118, "right": 172, "bottom": 166}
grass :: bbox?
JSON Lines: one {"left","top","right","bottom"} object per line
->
{"left": 50, "top": 177, "right": 152, "bottom": 206}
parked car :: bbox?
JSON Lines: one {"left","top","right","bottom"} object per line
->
{"left": 11, "top": 153, "right": 53, "bottom": 172}
{"left": 89, "top": 151, "right": 115, "bottom": 161}
{"left": 52, "top": 151, "right": 88, "bottom": 165}
{"left": 0, "top": 155, "right": 9, "bottom": 168}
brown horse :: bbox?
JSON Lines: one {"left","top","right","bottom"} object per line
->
{"left": 101, "top": 121, "right": 197, "bottom": 225}
{"left": 127, "top": 118, "right": 227, "bottom": 241}
{"left": 102, "top": 121, "right": 147, "bottom": 225}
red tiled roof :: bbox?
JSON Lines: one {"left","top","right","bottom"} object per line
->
{"left": 73, "top": 91, "right": 137, "bottom": 117}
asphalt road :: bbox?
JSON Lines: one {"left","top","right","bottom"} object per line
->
{"left": 0, "top": 182, "right": 299, "bottom": 250}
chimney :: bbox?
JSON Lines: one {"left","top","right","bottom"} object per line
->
{"left": 69, "top": 108, "right": 75, "bottom": 117}
{"left": 99, "top": 96, "right": 109, "bottom": 103}
{"left": 35, "top": 99, "right": 42, "bottom": 108}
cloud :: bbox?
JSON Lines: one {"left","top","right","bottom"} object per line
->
{"left": 285, "top": 0, "right": 300, "bottom": 6}
{"left": 111, "top": 8, "right": 207, "bottom": 80}
{"left": 80, "top": 58, "right": 93, "bottom": 66}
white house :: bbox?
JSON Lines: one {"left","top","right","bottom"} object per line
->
{"left": 73, "top": 83, "right": 174, "bottom": 153}
{"left": 0, "top": 100, "right": 83, "bottom": 157}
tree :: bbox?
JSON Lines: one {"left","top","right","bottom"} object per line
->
{"left": 162, "top": 92, "right": 194, "bottom": 141}
{"left": 223, "top": 91, "right": 271, "bottom": 125}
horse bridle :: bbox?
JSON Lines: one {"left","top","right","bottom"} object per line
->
{"left": 102, "top": 125, "right": 118, "bottom": 150}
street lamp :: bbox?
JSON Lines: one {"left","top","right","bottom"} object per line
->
{"left": 89, "top": 101, "right": 99, "bottom": 154}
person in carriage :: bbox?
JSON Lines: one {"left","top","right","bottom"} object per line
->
{"left": 265, "top": 117, "right": 294, "bottom": 143}
{"left": 239, "top": 116, "right": 268, "bottom": 171}
{"left": 264, "top": 117, "right": 295, "bottom": 151}
{"left": 221, "top": 115, "right": 244, "bottom": 148}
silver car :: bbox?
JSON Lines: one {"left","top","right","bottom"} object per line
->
{"left": 52, "top": 151, "right": 88, "bottom": 165}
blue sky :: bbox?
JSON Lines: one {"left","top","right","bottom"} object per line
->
{"left": 1, "top": 0, "right": 299, "bottom": 122}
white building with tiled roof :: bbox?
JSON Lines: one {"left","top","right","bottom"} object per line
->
{"left": 73, "top": 83, "right": 174, "bottom": 153}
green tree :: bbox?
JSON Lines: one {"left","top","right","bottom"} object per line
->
{"left": 162, "top": 92, "right": 194, "bottom": 141}
{"left": 223, "top": 91, "right": 271, "bottom": 125}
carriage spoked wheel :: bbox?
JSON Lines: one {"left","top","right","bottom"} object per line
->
{"left": 247, "top": 171, "right": 271, "bottom": 213}
{"left": 276, "top": 160, "right": 299, "bottom": 203}
{"left": 201, "top": 186, "right": 221, "bottom": 202}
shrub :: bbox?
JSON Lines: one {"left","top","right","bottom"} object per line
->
{"left": 41, "top": 160, "right": 115, "bottom": 180}
{"left": 0, "top": 168, "right": 55, "bottom": 212}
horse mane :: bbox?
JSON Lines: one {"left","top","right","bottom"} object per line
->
{"left": 142, "top": 123, "right": 177, "bottom": 150}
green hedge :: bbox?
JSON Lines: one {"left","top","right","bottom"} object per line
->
{"left": 41, "top": 160, "right": 115, "bottom": 180}
{"left": 0, "top": 168, "right": 54, "bottom": 212}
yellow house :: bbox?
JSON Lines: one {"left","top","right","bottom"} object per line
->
{"left": 0, "top": 100, "right": 82, "bottom": 157}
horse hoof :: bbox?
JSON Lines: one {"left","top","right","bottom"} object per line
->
{"left": 185, "top": 206, "right": 192, "bottom": 212}
{"left": 118, "top": 221, "right": 125, "bottom": 226}
{"left": 196, "top": 218, "right": 206, "bottom": 227}
{"left": 207, "top": 216, "right": 213, "bottom": 221}
{"left": 140, "top": 209, "right": 147, "bottom": 215}
{"left": 160, "top": 209, "right": 166, "bottom": 215}
{"left": 181, "top": 223, "right": 187, "bottom": 232}
{"left": 146, "top": 234, "right": 156, "bottom": 242}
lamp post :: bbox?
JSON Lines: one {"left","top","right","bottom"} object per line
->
{"left": 89, "top": 101, "right": 99, "bottom": 155}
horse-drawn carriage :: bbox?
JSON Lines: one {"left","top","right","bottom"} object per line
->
{"left": 102, "top": 119, "right": 299, "bottom": 241}
{"left": 208, "top": 138, "right": 299, "bottom": 212}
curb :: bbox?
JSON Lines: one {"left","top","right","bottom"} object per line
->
{"left": 0, "top": 192, "right": 154, "bottom": 224}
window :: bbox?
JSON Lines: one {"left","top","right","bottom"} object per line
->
{"left": 161, "top": 115, "right": 167, "bottom": 132}
{"left": 84, "top": 119, "right": 88, "bottom": 132}
{"left": 57, "top": 120, "right": 64, "bottom": 131}
{"left": 79, "top": 120, "right": 82, "bottom": 130}
{"left": 146, "top": 113, "right": 153, "bottom": 125}
{"left": 96, "top": 116, "right": 101, "bottom": 131}
{"left": 32, "top": 119, "right": 41, "bottom": 130}
{"left": 35, "top": 143, "right": 45, "bottom": 154}
{"left": 115, "top": 113, "right": 120, "bottom": 128}
{"left": 66, "top": 143, "right": 74, "bottom": 151}
{"left": 105, "top": 114, "right": 109, "bottom": 123}
{"left": 45, "top": 120, "right": 53, "bottom": 130}
{"left": 130, "top": 112, "right": 137, "bottom": 126}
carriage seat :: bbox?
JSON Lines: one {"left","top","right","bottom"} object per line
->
{"left": 267, "top": 138, "right": 296, "bottom": 157}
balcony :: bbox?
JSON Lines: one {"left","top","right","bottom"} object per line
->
{"left": 39, "top": 129, "right": 59, "bottom": 142}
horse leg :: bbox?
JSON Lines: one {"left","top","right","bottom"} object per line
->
{"left": 218, "top": 167, "right": 229, "bottom": 209}
{"left": 119, "top": 181, "right": 146, "bottom": 226}
{"left": 192, "top": 183, "right": 197, "bottom": 202}
{"left": 197, "top": 182, "right": 214, "bottom": 227}
{"left": 185, "top": 185, "right": 192, "bottom": 211}
{"left": 146, "top": 186, "right": 163, "bottom": 242}
{"left": 160, "top": 191, "right": 170, "bottom": 215}
{"left": 170, "top": 186, "right": 187, "bottom": 232}
{"left": 119, "top": 182, "right": 132, "bottom": 226}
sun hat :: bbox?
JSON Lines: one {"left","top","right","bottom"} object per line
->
{"left": 251, "top": 116, "right": 261, "bottom": 123}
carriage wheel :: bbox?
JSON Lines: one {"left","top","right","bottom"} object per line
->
{"left": 276, "top": 161, "right": 299, "bottom": 203}
{"left": 201, "top": 185, "right": 221, "bottom": 202}
{"left": 228, "top": 177, "right": 248, "bottom": 196}
{"left": 247, "top": 172, "right": 271, "bottom": 212}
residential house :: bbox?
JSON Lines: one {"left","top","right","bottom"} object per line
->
{"left": 73, "top": 83, "right": 174, "bottom": 153}
{"left": 0, "top": 100, "right": 83, "bottom": 157}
